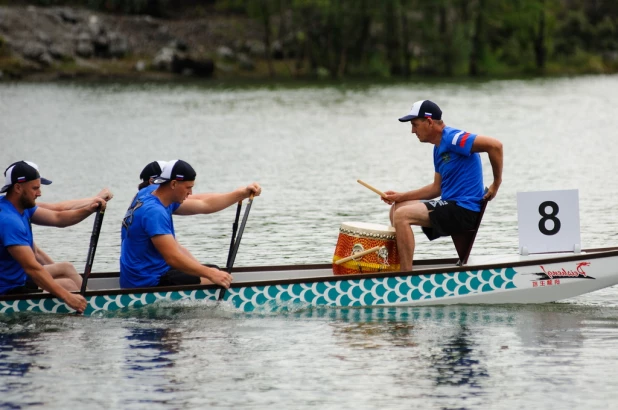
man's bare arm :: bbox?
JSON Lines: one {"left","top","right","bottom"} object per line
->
{"left": 472, "top": 135, "right": 503, "bottom": 201}
{"left": 31, "top": 198, "right": 105, "bottom": 227}
{"left": 383, "top": 173, "right": 442, "bottom": 204}
{"left": 175, "top": 183, "right": 261, "bottom": 216}
{"left": 151, "top": 235, "right": 232, "bottom": 288}
{"left": 37, "top": 188, "right": 113, "bottom": 211}
{"left": 7, "top": 246, "right": 86, "bottom": 312}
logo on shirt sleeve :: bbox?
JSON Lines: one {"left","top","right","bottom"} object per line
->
{"left": 452, "top": 131, "right": 471, "bottom": 147}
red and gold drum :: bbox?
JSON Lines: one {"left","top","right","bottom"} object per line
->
{"left": 332, "top": 222, "right": 400, "bottom": 275}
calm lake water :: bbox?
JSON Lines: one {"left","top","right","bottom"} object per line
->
{"left": 1, "top": 75, "right": 618, "bottom": 409}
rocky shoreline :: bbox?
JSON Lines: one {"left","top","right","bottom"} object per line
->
{"left": 0, "top": 5, "right": 272, "bottom": 81}
{"left": 3, "top": 4, "right": 616, "bottom": 83}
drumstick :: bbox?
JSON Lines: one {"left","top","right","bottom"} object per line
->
{"left": 334, "top": 246, "right": 382, "bottom": 265}
{"left": 357, "top": 180, "right": 387, "bottom": 199}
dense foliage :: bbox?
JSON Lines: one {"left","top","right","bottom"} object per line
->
{"left": 5, "top": 0, "right": 617, "bottom": 77}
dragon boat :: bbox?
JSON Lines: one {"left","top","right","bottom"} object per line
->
{"left": 2, "top": 247, "right": 618, "bottom": 316}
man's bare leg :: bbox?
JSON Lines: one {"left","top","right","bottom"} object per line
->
{"left": 43, "top": 262, "right": 82, "bottom": 291}
{"left": 54, "top": 277, "right": 80, "bottom": 292}
{"left": 391, "top": 201, "right": 432, "bottom": 272}
{"left": 34, "top": 244, "right": 54, "bottom": 265}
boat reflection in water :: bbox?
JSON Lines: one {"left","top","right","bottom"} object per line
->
{"left": 263, "top": 304, "right": 591, "bottom": 402}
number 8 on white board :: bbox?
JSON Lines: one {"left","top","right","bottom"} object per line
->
{"left": 517, "top": 190, "right": 581, "bottom": 254}
{"left": 538, "top": 200, "right": 561, "bottom": 236}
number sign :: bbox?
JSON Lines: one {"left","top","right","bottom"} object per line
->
{"left": 517, "top": 190, "right": 581, "bottom": 254}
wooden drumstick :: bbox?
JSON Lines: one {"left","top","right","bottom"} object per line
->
{"left": 357, "top": 180, "right": 387, "bottom": 199}
{"left": 334, "top": 245, "right": 382, "bottom": 265}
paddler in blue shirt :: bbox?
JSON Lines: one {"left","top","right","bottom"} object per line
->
{"left": 121, "top": 159, "right": 261, "bottom": 260}
{"left": 383, "top": 100, "right": 503, "bottom": 272}
{"left": 120, "top": 159, "right": 260, "bottom": 289}
{"left": 0, "top": 161, "right": 107, "bottom": 313}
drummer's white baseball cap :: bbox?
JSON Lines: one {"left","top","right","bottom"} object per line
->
{"left": 1, "top": 161, "right": 52, "bottom": 193}
{"left": 398, "top": 100, "right": 442, "bottom": 122}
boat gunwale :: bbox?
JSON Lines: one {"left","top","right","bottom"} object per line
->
{"left": 2, "top": 246, "right": 618, "bottom": 303}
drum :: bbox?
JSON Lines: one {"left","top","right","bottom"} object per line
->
{"left": 332, "top": 222, "right": 400, "bottom": 275}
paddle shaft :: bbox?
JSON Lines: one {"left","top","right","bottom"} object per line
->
{"left": 226, "top": 201, "right": 243, "bottom": 269}
{"left": 226, "top": 195, "right": 254, "bottom": 273}
{"left": 334, "top": 245, "right": 382, "bottom": 265}
{"left": 80, "top": 208, "right": 105, "bottom": 295}
{"left": 219, "top": 194, "right": 254, "bottom": 301}
{"left": 357, "top": 179, "right": 387, "bottom": 198}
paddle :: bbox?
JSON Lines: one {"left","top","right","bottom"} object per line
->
{"left": 225, "top": 200, "right": 243, "bottom": 269}
{"left": 80, "top": 207, "right": 105, "bottom": 295}
{"left": 218, "top": 194, "right": 255, "bottom": 301}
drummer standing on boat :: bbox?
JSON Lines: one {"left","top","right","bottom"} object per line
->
{"left": 120, "top": 160, "right": 241, "bottom": 289}
{"left": 0, "top": 161, "right": 106, "bottom": 312}
{"left": 384, "top": 100, "right": 503, "bottom": 271}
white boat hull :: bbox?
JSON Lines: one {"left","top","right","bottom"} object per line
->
{"left": 2, "top": 248, "right": 618, "bottom": 315}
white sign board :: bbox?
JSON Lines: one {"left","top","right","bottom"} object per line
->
{"left": 517, "top": 190, "right": 581, "bottom": 254}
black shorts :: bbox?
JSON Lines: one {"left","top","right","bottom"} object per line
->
{"left": 421, "top": 200, "right": 479, "bottom": 241}
{"left": 5, "top": 279, "right": 43, "bottom": 295}
{"left": 157, "top": 264, "right": 221, "bottom": 287}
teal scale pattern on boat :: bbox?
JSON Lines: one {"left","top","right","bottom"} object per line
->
{"left": 0, "top": 289, "right": 219, "bottom": 315}
{"left": 223, "top": 267, "right": 519, "bottom": 311}
{"left": 0, "top": 268, "right": 518, "bottom": 314}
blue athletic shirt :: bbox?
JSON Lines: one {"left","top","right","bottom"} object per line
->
{"left": 0, "top": 196, "right": 37, "bottom": 295}
{"left": 121, "top": 184, "right": 181, "bottom": 242}
{"left": 120, "top": 192, "right": 177, "bottom": 288}
{"left": 434, "top": 126, "right": 484, "bottom": 212}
